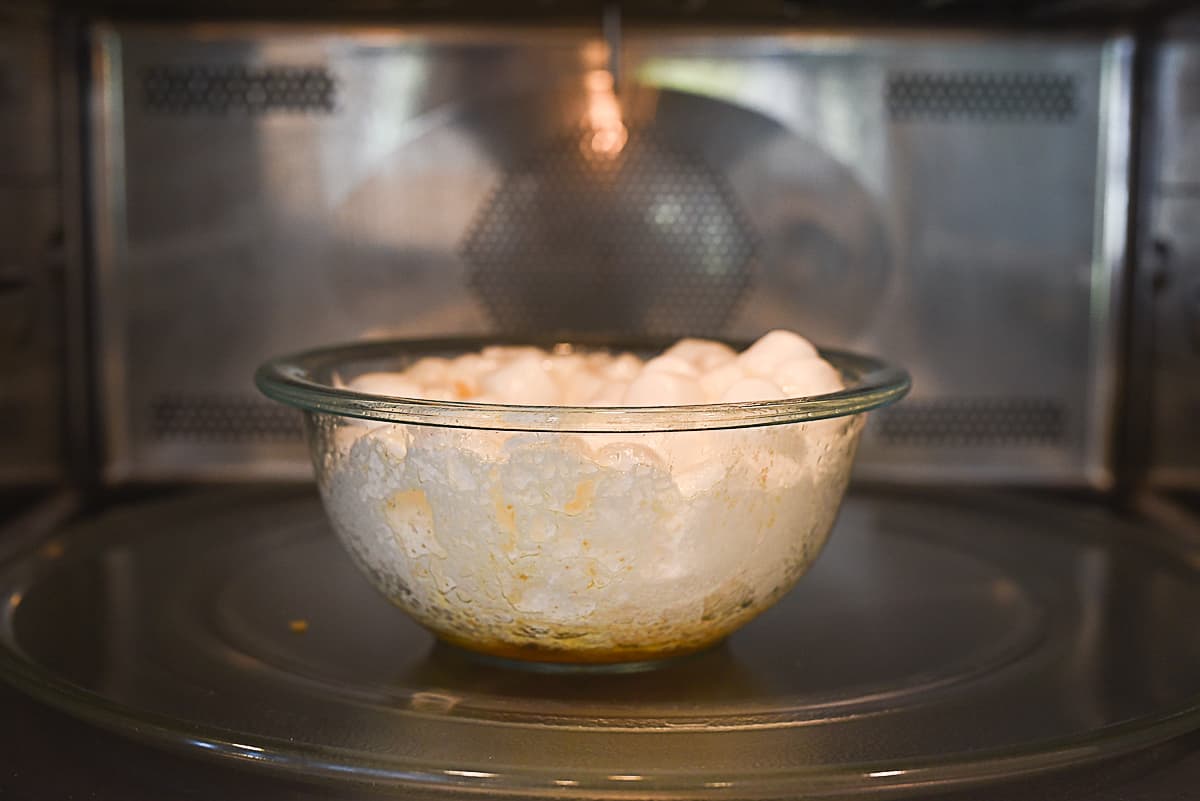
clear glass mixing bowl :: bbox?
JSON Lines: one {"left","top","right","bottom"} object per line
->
{"left": 257, "top": 337, "right": 909, "bottom": 665}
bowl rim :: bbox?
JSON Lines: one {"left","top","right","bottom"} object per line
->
{"left": 255, "top": 336, "right": 911, "bottom": 433}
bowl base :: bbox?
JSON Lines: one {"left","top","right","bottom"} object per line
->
{"left": 434, "top": 637, "right": 725, "bottom": 674}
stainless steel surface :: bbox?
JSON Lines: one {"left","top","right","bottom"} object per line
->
{"left": 4, "top": 486, "right": 1200, "bottom": 798}
{"left": 1141, "top": 30, "right": 1200, "bottom": 490}
{"left": 0, "top": 18, "right": 61, "bottom": 486}
{"left": 1145, "top": 193, "right": 1200, "bottom": 489}
{"left": 91, "top": 25, "right": 1128, "bottom": 485}
{"left": 1155, "top": 39, "right": 1200, "bottom": 189}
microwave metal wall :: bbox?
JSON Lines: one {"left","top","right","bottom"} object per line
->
{"left": 0, "top": 18, "right": 61, "bottom": 487}
{"left": 1139, "top": 33, "right": 1200, "bottom": 491}
{"left": 88, "top": 23, "right": 1131, "bottom": 486}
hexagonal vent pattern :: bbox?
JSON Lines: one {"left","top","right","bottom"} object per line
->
{"left": 150, "top": 395, "right": 303, "bottom": 442}
{"left": 876, "top": 397, "right": 1066, "bottom": 447}
{"left": 141, "top": 64, "right": 336, "bottom": 115}
{"left": 462, "top": 128, "right": 755, "bottom": 337}
{"left": 887, "top": 72, "right": 1076, "bottom": 122}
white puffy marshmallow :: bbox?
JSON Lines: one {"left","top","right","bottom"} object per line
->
{"left": 589, "top": 381, "right": 631, "bottom": 407}
{"left": 663, "top": 338, "right": 737, "bottom": 372}
{"left": 405, "top": 357, "right": 452, "bottom": 386}
{"left": 444, "top": 353, "right": 498, "bottom": 399}
{"left": 700, "top": 361, "right": 745, "bottom": 402}
{"left": 349, "top": 372, "right": 424, "bottom": 398}
{"left": 773, "top": 357, "right": 843, "bottom": 398}
{"left": 604, "top": 353, "right": 643, "bottom": 382}
{"left": 642, "top": 354, "right": 700, "bottom": 378}
{"left": 721, "top": 377, "right": 786, "bottom": 403}
{"left": 739, "top": 330, "right": 819, "bottom": 378}
{"left": 363, "top": 330, "right": 839, "bottom": 410}
{"left": 562, "top": 367, "right": 606, "bottom": 405}
{"left": 546, "top": 354, "right": 591, "bottom": 388}
{"left": 623, "top": 371, "right": 706, "bottom": 406}
{"left": 419, "top": 385, "right": 458, "bottom": 402}
{"left": 480, "top": 356, "right": 561, "bottom": 405}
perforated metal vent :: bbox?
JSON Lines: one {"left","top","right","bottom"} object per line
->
{"left": 876, "top": 398, "right": 1066, "bottom": 447}
{"left": 141, "top": 65, "right": 336, "bottom": 115}
{"left": 150, "top": 396, "right": 303, "bottom": 442}
{"left": 462, "top": 128, "right": 755, "bottom": 336}
{"left": 887, "top": 72, "right": 1076, "bottom": 122}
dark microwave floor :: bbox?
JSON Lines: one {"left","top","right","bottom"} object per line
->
{"left": 2, "top": 486, "right": 1200, "bottom": 800}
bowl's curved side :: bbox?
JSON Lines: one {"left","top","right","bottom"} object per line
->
{"left": 308, "top": 410, "right": 866, "bottom": 665}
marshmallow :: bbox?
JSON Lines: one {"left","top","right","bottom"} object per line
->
{"left": 739, "top": 330, "right": 819, "bottom": 378}
{"left": 773, "top": 357, "right": 843, "bottom": 398}
{"left": 699, "top": 361, "right": 744, "bottom": 402}
{"left": 623, "top": 371, "right": 706, "bottom": 406}
{"left": 663, "top": 338, "right": 737, "bottom": 372}
{"left": 562, "top": 367, "right": 606, "bottom": 405}
{"left": 604, "top": 353, "right": 643, "bottom": 382}
{"left": 348, "top": 372, "right": 423, "bottom": 398}
{"left": 480, "top": 356, "right": 561, "bottom": 405}
{"left": 445, "top": 353, "right": 498, "bottom": 399}
{"left": 368, "top": 330, "right": 838, "bottom": 409}
{"left": 675, "top": 459, "right": 729, "bottom": 497}
{"left": 593, "top": 440, "right": 667, "bottom": 471}
{"left": 589, "top": 381, "right": 631, "bottom": 407}
{"left": 405, "top": 357, "right": 452, "bottom": 386}
{"left": 653, "top": 430, "right": 716, "bottom": 470}
{"left": 584, "top": 352, "right": 613, "bottom": 371}
{"left": 642, "top": 354, "right": 700, "bottom": 378}
{"left": 721, "top": 377, "right": 786, "bottom": 403}
{"left": 419, "top": 385, "right": 458, "bottom": 402}
{"left": 546, "top": 354, "right": 591, "bottom": 388}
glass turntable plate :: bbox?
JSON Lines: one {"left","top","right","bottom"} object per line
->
{"left": 2, "top": 487, "right": 1199, "bottom": 799}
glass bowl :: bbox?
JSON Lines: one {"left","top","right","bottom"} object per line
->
{"left": 256, "top": 337, "right": 909, "bottom": 665}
